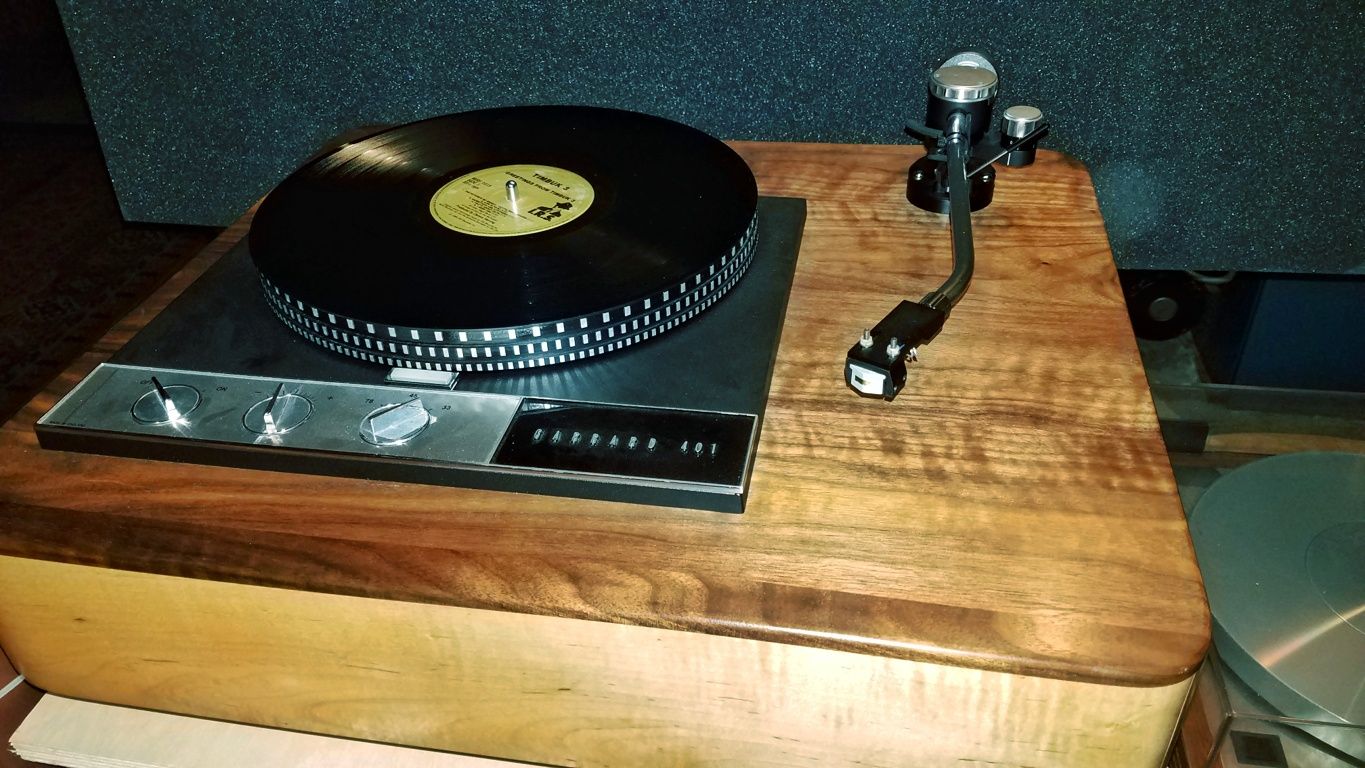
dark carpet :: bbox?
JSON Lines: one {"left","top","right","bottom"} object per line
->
{"left": 0, "top": 124, "right": 218, "bottom": 422}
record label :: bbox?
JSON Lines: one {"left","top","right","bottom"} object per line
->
{"left": 429, "top": 164, "right": 594, "bottom": 237}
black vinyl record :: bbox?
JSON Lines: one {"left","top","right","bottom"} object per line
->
{"left": 248, "top": 106, "right": 759, "bottom": 372}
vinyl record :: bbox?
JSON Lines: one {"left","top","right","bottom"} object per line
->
{"left": 248, "top": 105, "right": 759, "bottom": 372}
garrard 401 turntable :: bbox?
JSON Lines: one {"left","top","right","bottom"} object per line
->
{"left": 36, "top": 106, "right": 807, "bottom": 512}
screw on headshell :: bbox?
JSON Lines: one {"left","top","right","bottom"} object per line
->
{"left": 859, "top": 328, "right": 874, "bottom": 349}
{"left": 886, "top": 337, "right": 904, "bottom": 359}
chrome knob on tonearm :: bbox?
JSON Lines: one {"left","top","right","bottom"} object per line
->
{"left": 905, "top": 51, "right": 1047, "bottom": 215}
{"left": 1000, "top": 105, "right": 1045, "bottom": 167}
{"left": 926, "top": 52, "right": 998, "bottom": 142}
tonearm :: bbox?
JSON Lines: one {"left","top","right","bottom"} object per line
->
{"left": 845, "top": 51, "right": 1048, "bottom": 401}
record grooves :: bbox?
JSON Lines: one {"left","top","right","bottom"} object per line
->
{"left": 248, "top": 105, "right": 759, "bottom": 372}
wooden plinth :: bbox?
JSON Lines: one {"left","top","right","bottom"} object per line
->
{"left": 0, "top": 143, "right": 1208, "bottom": 767}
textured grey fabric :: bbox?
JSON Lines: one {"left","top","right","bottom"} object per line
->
{"left": 56, "top": 1, "right": 1363, "bottom": 272}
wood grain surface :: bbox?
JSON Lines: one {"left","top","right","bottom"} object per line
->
{"left": 0, "top": 556, "right": 1193, "bottom": 768}
{"left": 0, "top": 143, "right": 1208, "bottom": 688}
{"left": 13, "top": 695, "right": 535, "bottom": 767}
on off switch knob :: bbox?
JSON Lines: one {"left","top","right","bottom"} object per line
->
{"left": 131, "top": 377, "right": 200, "bottom": 425}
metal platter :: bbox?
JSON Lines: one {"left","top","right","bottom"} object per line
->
{"left": 1190, "top": 451, "right": 1365, "bottom": 728}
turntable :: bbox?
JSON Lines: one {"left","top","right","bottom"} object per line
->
{"left": 1179, "top": 452, "right": 1365, "bottom": 766}
{"left": 34, "top": 106, "right": 806, "bottom": 512}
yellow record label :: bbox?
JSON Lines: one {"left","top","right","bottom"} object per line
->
{"left": 429, "top": 164, "right": 594, "bottom": 237}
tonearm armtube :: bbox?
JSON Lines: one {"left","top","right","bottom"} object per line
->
{"left": 844, "top": 51, "right": 1048, "bottom": 401}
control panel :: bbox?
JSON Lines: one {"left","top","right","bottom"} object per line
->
{"left": 37, "top": 364, "right": 758, "bottom": 511}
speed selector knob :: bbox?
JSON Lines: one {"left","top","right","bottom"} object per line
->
{"left": 359, "top": 398, "right": 431, "bottom": 446}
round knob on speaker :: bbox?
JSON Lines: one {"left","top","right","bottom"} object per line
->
{"left": 1002, "top": 105, "right": 1044, "bottom": 138}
